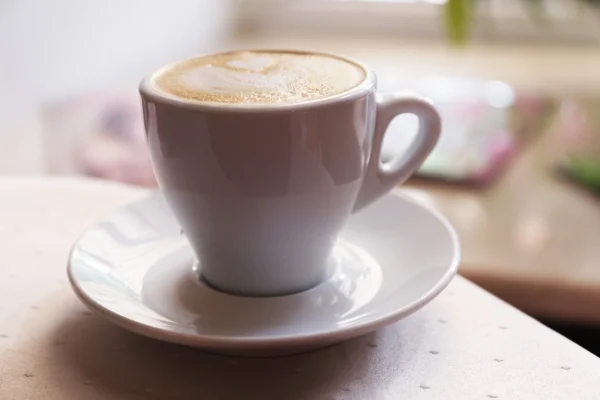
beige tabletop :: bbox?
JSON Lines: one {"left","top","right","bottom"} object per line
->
{"left": 0, "top": 177, "right": 599, "bottom": 399}
{"left": 405, "top": 136, "right": 600, "bottom": 326}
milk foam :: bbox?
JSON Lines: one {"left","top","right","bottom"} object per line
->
{"left": 152, "top": 51, "right": 366, "bottom": 105}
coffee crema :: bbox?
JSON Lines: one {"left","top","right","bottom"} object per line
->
{"left": 151, "top": 50, "right": 366, "bottom": 105}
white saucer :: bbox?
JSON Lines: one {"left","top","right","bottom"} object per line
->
{"left": 68, "top": 189, "right": 460, "bottom": 356}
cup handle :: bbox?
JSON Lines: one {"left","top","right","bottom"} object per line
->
{"left": 353, "top": 93, "right": 441, "bottom": 212}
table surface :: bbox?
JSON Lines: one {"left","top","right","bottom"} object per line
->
{"left": 0, "top": 177, "right": 599, "bottom": 399}
{"left": 404, "top": 136, "right": 600, "bottom": 326}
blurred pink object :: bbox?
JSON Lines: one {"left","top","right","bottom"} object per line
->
{"left": 551, "top": 99, "right": 600, "bottom": 158}
{"left": 43, "top": 92, "right": 156, "bottom": 187}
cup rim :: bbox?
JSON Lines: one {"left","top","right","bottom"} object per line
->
{"left": 139, "top": 49, "right": 376, "bottom": 113}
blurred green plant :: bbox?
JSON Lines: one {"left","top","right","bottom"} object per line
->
{"left": 444, "top": 0, "right": 600, "bottom": 45}
{"left": 445, "top": 0, "right": 472, "bottom": 45}
{"left": 567, "top": 158, "right": 600, "bottom": 193}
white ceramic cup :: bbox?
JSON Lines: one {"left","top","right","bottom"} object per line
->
{"left": 140, "top": 50, "right": 441, "bottom": 297}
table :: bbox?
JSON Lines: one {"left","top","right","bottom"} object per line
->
{"left": 0, "top": 177, "right": 599, "bottom": 399}
{"left": 405, "top": 138, "right": 600, "bottom": 326}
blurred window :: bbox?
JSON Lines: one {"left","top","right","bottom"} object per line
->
{"left": 237, "top": 0, "right": 600, "bottom": 43}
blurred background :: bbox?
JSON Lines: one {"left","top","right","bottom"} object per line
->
{"left": 2, "top": 0, "right": 600, "bottom": 353}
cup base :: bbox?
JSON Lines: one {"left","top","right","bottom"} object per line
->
{"left": 191, "top": 257, "right": 337, "bottom": 298}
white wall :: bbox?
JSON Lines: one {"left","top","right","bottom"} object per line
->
{"left": 0, "top": 0, "right": 233, "bottom": 123}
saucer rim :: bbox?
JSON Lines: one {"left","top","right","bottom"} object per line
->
{"left": 67, "top": 189, "right": 460, "bottom": 350}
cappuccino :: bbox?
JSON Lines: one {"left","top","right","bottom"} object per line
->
{"left": 151, "top": 50, "right": 366, "bottom": 105}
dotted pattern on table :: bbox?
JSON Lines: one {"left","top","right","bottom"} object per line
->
{"left": 0, "top": 177, "right": 599, "bottom": 400}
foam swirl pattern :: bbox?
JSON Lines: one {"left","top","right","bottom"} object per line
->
{"left": 152, "top": 50, "right": 366, "bottom": 105}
